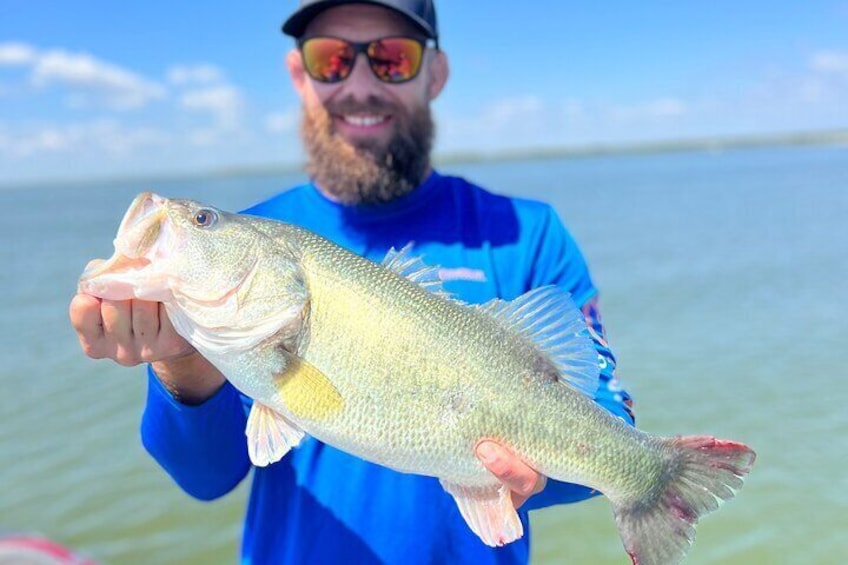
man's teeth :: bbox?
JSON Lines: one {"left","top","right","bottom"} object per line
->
{"left": 343, "top": 114, "right": 387, "bottom": 127}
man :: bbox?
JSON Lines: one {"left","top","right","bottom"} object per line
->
{"left": 69, "top": 1, "right": 634, "bottom": 563}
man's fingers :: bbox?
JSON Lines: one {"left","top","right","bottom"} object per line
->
{"left": 69, "top": 293, "right": 106, "bottom": 357}
{"left": 476, "top": 441, "right": 539, "bottom": 495}
{"left": 132, "top": 300, "right": 161, "bottom": 360}
{"left": 476, "top": 440, "right": 547, "bottom": 508}
{"left": 156, "top": 302, "right": 194, "bottom": 360}
{"left": 101, "top": 299, "right": 133, "bottom": 339}
{"left": 157, "top": 302, "right": 177, "bottom": 339}
{"left": 70, "top": 290, "right": 188, "bottom": 366}
{"left": 132, "top": 300, "right": 160, "bottom": 340}
{"left": 100, "top": 299, "right": 141, "bottom": 365}
{"left": 70, "top": 293, "right": 103, "bottom": 334}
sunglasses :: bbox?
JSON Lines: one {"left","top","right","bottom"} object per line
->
{"left": 298, "top": 36, "right": 428, "bottom": 84}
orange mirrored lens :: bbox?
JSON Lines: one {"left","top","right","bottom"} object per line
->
{"left": 367, "top": 38, "right": 423, "bottom": 83}
{"left": 301, "top": 38, "right": 355, "bottom": 83}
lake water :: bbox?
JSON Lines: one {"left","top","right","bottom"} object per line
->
{"left": 1, "top": 146, "right": 846, "bottom": 564}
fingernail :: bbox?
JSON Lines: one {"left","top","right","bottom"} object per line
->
{"left": 477, "top": 442, "right": 498, "bottom": 464}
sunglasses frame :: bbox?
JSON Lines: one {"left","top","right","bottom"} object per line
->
{"left": 297, "top": 35, "right": 431, "bottom": 84}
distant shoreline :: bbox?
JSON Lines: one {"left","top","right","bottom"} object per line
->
{"left": 4, "top": 128, "right": 847, "bottom": 191}
{"left": 433, "top": 128, "right": 848, "bottom": 165}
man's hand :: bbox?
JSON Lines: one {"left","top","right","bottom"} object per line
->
{"left": 70, "top": 293, "right": 192, "bottom": 365}
{"left": 69, "top": 292, "right": 226, "bottom": 404}
{"left": 475, "top": 440, "right": 547, "bottom": 508}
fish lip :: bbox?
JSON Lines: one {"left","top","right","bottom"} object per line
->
{"left": 79, "top": 254, "right": 151, "bottom": 283}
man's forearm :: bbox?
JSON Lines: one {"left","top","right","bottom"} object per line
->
{"left": 141, "top": 368, "right": 251, "bottom": 500}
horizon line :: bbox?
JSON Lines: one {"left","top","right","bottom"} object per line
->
{"left": 3, "top": 127, "right": 847, "bottom": 192}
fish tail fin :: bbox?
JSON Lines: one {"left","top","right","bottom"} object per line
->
{"left": 612, "top": 435, "right": 756, "bottom": 565}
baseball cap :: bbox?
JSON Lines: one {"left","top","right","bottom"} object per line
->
{"left": 282, "top": 0, "right": 438, "bottom": 45}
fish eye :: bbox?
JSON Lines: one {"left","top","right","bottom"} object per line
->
{"left": 193, "top": 208, "right": 218, "bottom": 228}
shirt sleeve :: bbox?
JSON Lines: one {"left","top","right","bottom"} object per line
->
{"left": 140, "top": 367, "right": 252, "bottom": 501}
{"left": 520, "top": 205, "right": 635, "bottom": 511}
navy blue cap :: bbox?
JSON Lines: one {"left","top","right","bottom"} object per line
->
{"left": 282, "top": 0, "right": 438, "bottom": 44}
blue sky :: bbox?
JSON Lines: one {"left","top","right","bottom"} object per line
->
{"left": 2, "top": 1, "right": 847, "bottom": 185}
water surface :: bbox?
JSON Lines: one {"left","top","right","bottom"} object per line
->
{"left": 1, "top": 146, "right": 845, "bottom": 563}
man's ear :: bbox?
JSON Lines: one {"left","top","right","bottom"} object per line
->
{"left": 286, "top": 49, "right": 308, "bottom": 96}
{"left": 426, "top": 50, "right": 449, "bottom": 101}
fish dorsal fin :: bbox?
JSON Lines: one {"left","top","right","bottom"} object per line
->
{"left": 475, "top": 286, "right": 600, "bottom": 397}
{"left": 381, "top": 243, "right": 453, "bottom": 299}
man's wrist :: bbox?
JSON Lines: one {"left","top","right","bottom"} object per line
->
{"left": 151, "top": 352, "right": 226, "bottom": 405}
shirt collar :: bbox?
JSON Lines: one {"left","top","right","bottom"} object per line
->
{"left": 304, "top": 170, "right": 443, "bottom": 224}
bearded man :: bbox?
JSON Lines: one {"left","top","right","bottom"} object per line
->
{"left": 69, "top": 1, "right": 634, "bottom": 563}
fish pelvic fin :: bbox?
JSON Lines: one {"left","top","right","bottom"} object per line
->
{"left": 245, "top": 402, "right": 305, "bottom": 467}
{"left": 381, "top": 243, "right": 454, "bottom": 299}
{"left": 274, "top": 352, "right": 344, "bottom": 421}
{"left": 475, "top": 286, "right": 600, "bottom": 397}
{"left": 613, "top": 436, "right": 756, "bottom": 565}
{"left": 440, "top": 480, "right": 524, "bottom": 547}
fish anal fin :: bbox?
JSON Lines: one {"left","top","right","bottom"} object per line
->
{"left": 274, "top": 354, "right": 343, "bottom": 421}
{"left": 475, "top": 286, "right": 599, "bottom": 397}
{"left": 245, "top": 402, "right": 305, "bottom": 467}
{"left": 440, "top": 480, "right": 524, "bottom": 547}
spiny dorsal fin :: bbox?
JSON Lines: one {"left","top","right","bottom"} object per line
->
{"left": 381, "top": 243, "right": 453, "bottom": 299}
{"left": 475, "top": 286, "right": 600, "bottom": 397}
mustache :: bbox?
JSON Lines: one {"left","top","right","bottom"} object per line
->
{"left": 325, "top": 95, "right": 403, "bottom": 116}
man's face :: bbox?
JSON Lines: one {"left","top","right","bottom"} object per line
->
{"left": 287, "top": 4, "right": 448, "bottom": 204}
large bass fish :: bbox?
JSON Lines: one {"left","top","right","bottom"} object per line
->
{"left": 79, "top": 193, "right": 755, "bottom": 564}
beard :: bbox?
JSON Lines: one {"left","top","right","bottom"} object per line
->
{"left": 301, "top": 95, "right": 434, "bottom": 205}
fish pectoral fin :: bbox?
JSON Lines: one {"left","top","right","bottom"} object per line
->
{"left": 440, "top": 480, "right": 524, "bottom": 547}
{"left": 245, "top": 402, "right": 305, "bottom": 467}
{"left": 275, "top": 353, "right": 343, "bottom": 421}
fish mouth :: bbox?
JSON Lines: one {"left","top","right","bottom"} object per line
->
{"left": 116, "top": 192, "right": 166, "bottom": 253}
{"left": 78, "top": 192, "right": 172, "bottom": 300}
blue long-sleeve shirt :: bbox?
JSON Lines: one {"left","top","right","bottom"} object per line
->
{"left": 141, "top": 171, "right": 634, "bottom": 564}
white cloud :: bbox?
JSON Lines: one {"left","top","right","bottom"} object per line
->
{"left": 0, "top": 120, "right": 170, "bottom": 159}
{"left": 646, "top": 98, "right": 687, "bottom": 117}
{"left": 797, "top": 78, "right": 829, "bottom": 103}
{"left": 167, "top": 64, "right": 224, "bottom": 85}
{"left": 439, "top": 93, "right": 694, "bottom": 153}
{"left": 607, "top": 97, "right": 688, "bottom": 122}
{"left": 482, "top": 95, "right": 544, "bottom": 126}
{"left": 186, "top": 128, "right": 221, "bottom": 147}
{"left": 29, "top": 49, "right": 166, "bottom": 109}
{"left": 265, "top": 110, "right": 298, "bottom": 133}
{"left": 810, "top": 50, "right": 848, "bottom": 75}
{"left": 180, "top": 85, "right": 243, "bottom": 128}
{"left": 0, "top": 42, "right": 37, "bottom": 66}
{"left": 745, "top": 51, "right": 848, "bottom": 109}
{"left": 562, "top": 99, "right": 587, "bottom": 120}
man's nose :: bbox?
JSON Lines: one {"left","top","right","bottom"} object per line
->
{"left": 342, "top": 53, "right": 382, "bottom": 97}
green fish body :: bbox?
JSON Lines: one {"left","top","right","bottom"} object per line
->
{"left": 80, "top": 193, "right": 755, "bottom": 563}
